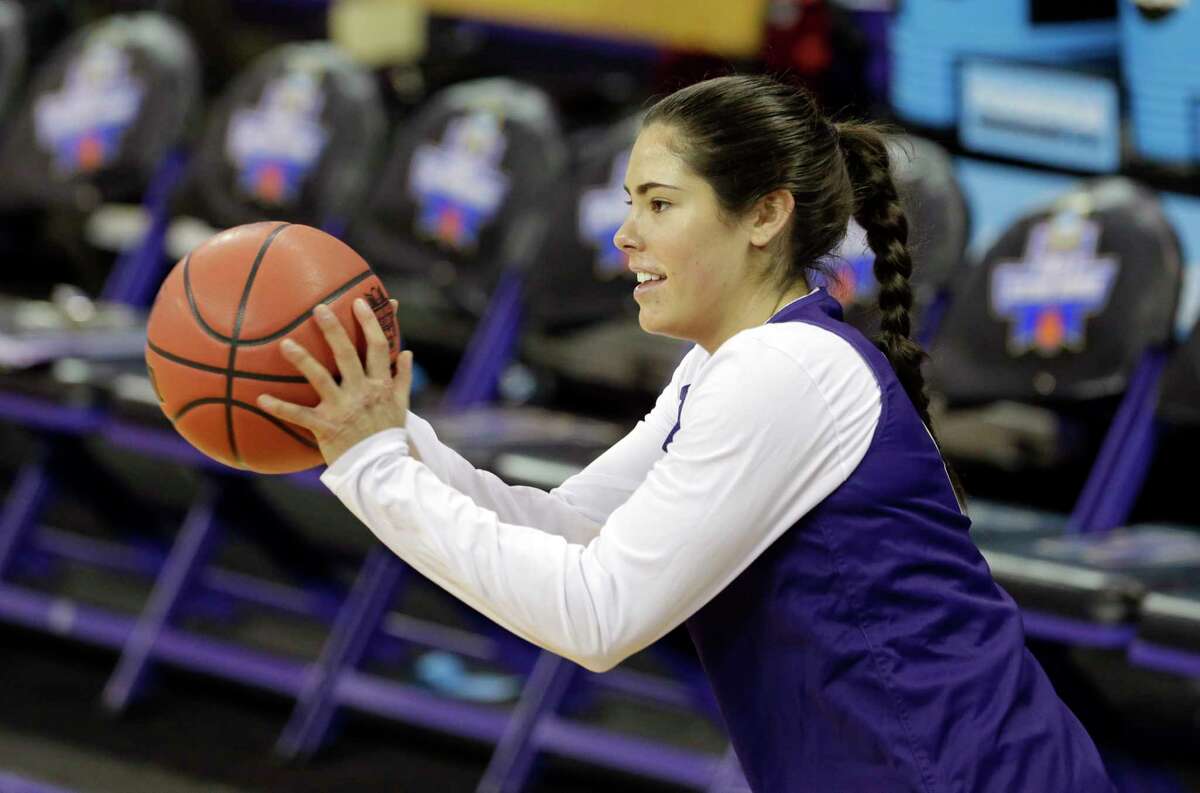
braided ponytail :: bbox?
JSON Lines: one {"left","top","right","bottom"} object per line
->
{"left": 835, "top": 123, "right": 930, "bottom": 422}
{"left": 836, "top": 122, "right": 965, "bottom": 505}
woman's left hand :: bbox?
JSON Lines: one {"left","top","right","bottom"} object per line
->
{"left": 257, "top": 297, "right": 413, "bottom": 467}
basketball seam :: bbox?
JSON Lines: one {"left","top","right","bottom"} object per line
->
{"left": 226, "top": 222, "right": 291, "bottom": 465}
{"left": 173, "top": 397, "right": 319, "bottom": 451}
{"left": 146, "top": 339, "right": 309, "bottom": 383}
{"left": 183, "top": 253, "right": 233, "bottom": 344}
{"left": 236, "top": 269, "right": 375, "bottom": 346}
{"left": 184, "top": 260, "right": 374, "bottom": 346}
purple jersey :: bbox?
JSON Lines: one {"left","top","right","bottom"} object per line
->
{"left": 682, "top": 290, "right": 1114, "bottom": 793}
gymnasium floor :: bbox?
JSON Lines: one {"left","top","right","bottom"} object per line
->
{"left": 0, "top": 622, "right": 713, "bottom": 793}
{"left": 5, "top": 619, "right": 1200, "bottom": 792}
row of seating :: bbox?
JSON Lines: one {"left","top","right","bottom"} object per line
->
{"left": 0, "top": 12, "right": 744, "bottom": 791}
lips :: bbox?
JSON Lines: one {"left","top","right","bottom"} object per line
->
{"left": 629, "top": 263, "right": 667, "bottom": 296}
{"left": 633, "top": 275, "right": 667, "bottom": 296}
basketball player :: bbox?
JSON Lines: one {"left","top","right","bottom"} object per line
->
{"left": 258, "top": 75, "right": 1115, "bottom": 792}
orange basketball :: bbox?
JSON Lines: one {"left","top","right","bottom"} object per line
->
{"left": 145, "top": 222, "right": 399, "bottom": 474}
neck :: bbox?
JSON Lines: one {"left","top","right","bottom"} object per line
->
{"left": 696, "top": 279, "right": 812, "bottom": 354}
{"left": 767, "top": 285, "right": 813, "bottom": 319}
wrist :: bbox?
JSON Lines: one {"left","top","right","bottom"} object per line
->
{"left": 321, "top": 426, "right": 410, "bottom": 470}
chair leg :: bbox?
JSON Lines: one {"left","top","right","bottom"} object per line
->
{"left": 102, "top": 481, "right": 224, "bottom": 713}
{"left": 0, "top": 446, "right": 59, "bottom": 579}
{"left": 276, "top": 549, "right": 407, "bottom": 760}
{"left": 1068, "top": 347, "right": 1168, "bottom": 533}
{"left": 476, "top": 651, "right": 579, "bottom": 793}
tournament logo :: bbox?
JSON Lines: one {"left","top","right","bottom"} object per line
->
{"left": 990, "top": 213, "right": 1118, "bottom": 357}
{"left": 817, "top": 223, "right": 876, "bottom": 307}
{"left": 578, "top": 150, "right": 631, "bottom": 281}
{"left": 226, "top": 71, "right": 330, "bottom": 206}
{"left": 409, "top": 112, "right": 510, "bottom": 253}
{"left": 827, "top": 254, "right": 877, "bottom": 307}
{"left": 34, "top": 41, "right": 145, "bottom": 176}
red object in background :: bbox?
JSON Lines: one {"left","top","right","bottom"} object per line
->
{"left": 76, "top": 134, "right": 104, "bottom": 172}
{"left": 652, "top": 1, "right": 834, "bottom": 102}
{"left": 762, "top": 0, "right": 833, "bottom": 83}
{"left": 255, "top": 164, "right": 285, "bottom": 204}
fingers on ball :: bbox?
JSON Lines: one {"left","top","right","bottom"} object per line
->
{"left": 281, "top": 339, "right": 339, "bottom": 397}
{"left": 313, "top": 303, "right": 363, "bottom": 383}
{"left": 355, "top": 298, "right": 391, "bottom": 378}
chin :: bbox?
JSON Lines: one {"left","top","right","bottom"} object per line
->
{"left": 637, "top": 309, "right": 688, "bottom": 341}
{"left": 636, "top": 307, "right": 666, "bottom": 335}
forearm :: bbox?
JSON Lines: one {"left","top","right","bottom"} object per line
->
{"left": 404, "top": 412, "right": 602, "bottom": 544}
{"left": 323, "top": 429, "right": 635, "bottom": 671}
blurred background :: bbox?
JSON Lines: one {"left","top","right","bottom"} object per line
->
{"left": 0, "top": 0, "right": 1199, "bottom": 791}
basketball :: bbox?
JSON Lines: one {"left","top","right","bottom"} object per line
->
{"left": 145, "top": 222, "right": 400, "bottom": 474}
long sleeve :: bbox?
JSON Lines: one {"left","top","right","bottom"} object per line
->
{"left": 401, "top": 348, "right": 697, "bottom": 544}
{"left": 322, "top": 329, "right": 880, "bottom": 673}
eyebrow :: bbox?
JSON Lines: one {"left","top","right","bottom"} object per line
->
{"left": 622, "top": 181, "right": 682, "bottom": 195}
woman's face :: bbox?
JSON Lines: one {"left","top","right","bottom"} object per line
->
{"left": 614, "top": 124, "right": 761, "bottom": 349}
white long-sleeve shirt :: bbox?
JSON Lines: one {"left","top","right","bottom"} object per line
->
{"left": 321, "top": 321, "right": 882, "bottom": 672}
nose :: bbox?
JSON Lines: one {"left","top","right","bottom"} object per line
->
{"left": 613, "top": 215, "right": 641, "bottom": 254}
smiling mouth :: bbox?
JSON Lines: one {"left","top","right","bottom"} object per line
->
{"left": 633, "top": 274, "right": 667, "bottom": 294}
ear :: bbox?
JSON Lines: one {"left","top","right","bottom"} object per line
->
{"left": 747, "top": 188, "right": 795, "bottom": 248}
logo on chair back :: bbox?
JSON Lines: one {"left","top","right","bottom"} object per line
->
{"left": 824, "top": 222, "right": 877, "bottom": 307}
{"left": 409, "top": 112, "right": 511, "bottom": 253}
{"left": 226, "top": 71, "right": 330, "bottom": 206}
{"left": 578, "top": 150, "right": 631, "bottom": 281}
{"left": 991, "top": 213, "right": 1118, "bottom": 357}
{"left": 810, "top": 222, "right": 877, "bottom": 308}
{"left": 34, "top": 41, "right": 145, "bottom": 176}
{"left": 826, "top": 254, "right": 877, "bottom": 307}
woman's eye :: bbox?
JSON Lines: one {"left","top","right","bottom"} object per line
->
{"left": 621, "top": 198, "right": 668, "bottom": 211}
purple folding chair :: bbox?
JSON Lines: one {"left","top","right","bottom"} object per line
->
{"left": 928, "top": 177, "right": 1185, "bottom": 651}
{"left": 0, "top": 11, "right": 199, "bottom": 646}
{"left": 87, "top": 41, "right": 392, "bottom": 713}
{"left": 1110, "top": 303, "right": 1200, "bottom": 680}
{"left": 272, "top": 76, "right": 575, "bottom": 757}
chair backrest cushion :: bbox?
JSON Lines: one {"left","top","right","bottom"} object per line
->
{"left": 0, "top": 12, "right": 199, "bottom": 210}
{"left": 349, "top": 77, "right": 566, "bottom": 315}
{"left": 930, "top": 177, "right": 1182, "bottom": 405}
{"left": 179, "top": 41, "right": 385, "bottom": 231}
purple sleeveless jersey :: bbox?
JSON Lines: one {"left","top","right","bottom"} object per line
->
{"left": 677, "top": 290, "right": 1114, "bottom": 793}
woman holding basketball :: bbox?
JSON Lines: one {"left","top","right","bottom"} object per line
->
{"left": 258, "top": 76, "right": 1114, "bottom": 792}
